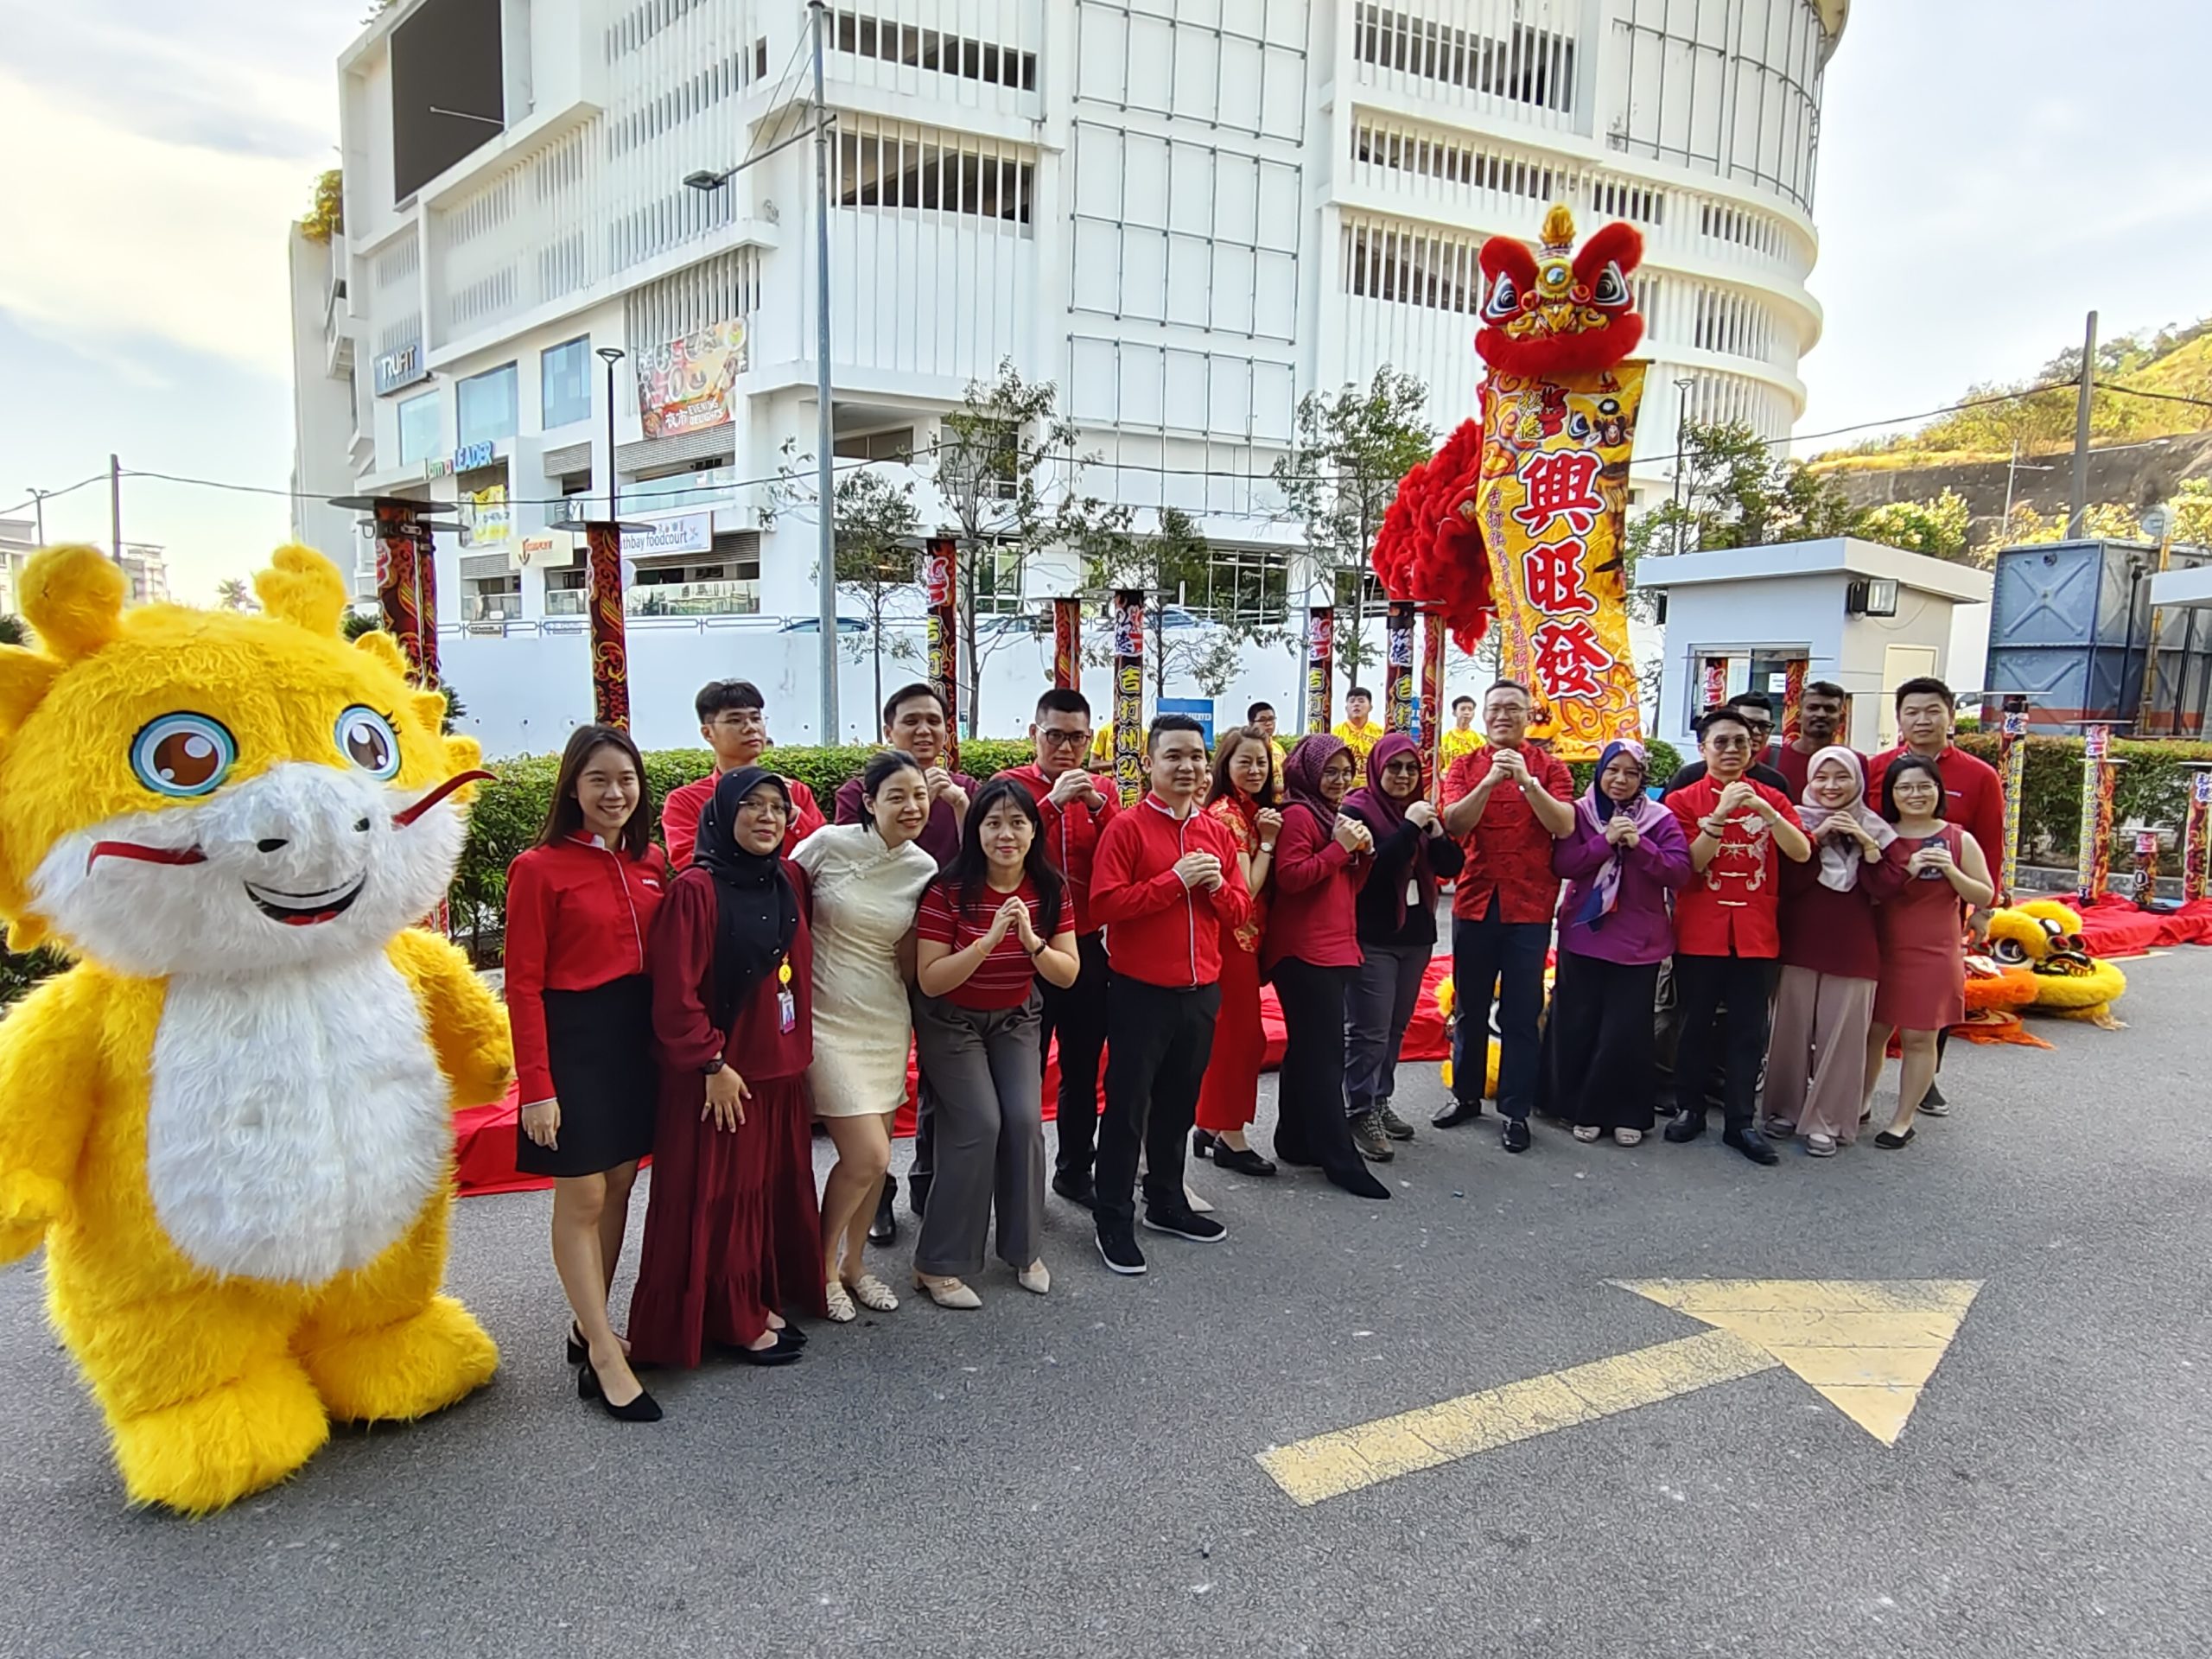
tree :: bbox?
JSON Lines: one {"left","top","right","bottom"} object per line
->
{"left": 1076, "top": 505, "right": 1250, "bottom": 704}
{"left": 0, "top": 615, "right": 24, "bottom": 648}
{"left": 1858, "top": 489, "right": 1972, "bottom": 563}
{"left": 1637, "top": 419, "right": 1859, "bottom": 563}
{"left": 298, "top": 168, "right": 343, "bottom": 244}
{"left": 214, "top": 577, "right": 258, "bottom": 613}
{"left": 1272, "top": 368, "right": 1434, "bottom": 689}
{"left": 832, "top": 468, "right": 924, "bottom": 716}
{"left": 922, "top": 360, "right": 1116, "bottom": 733}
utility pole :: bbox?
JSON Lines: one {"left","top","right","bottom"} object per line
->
{"left": 109, "top": 454, "right": 123, "bottom": 565}
{"left": 1671, "top": 378, "right": 1696, "bottom": 556}
{"left": 810, "top": 0, "right": 839, "bottom": 744}
{"left": 2067, "top": 309, "right": 2097, "bottom": 539}
{"left": 28, "top": 487, "right": 48, "bottom": 545}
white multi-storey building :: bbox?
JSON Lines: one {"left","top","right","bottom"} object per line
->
{"left": 292, "top": 0, "right": 1847, "bottom": 750}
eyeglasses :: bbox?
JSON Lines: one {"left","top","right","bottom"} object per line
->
{"left": 1320, "top": 765, "right": 1356, "bottom": 783}
{"left": 709, "top": 712, "right": 765, "bottom": 729}
{"left": 1038, "top": 728, "right": 1090, "bottom": 747}
{"left": 736, "top": 798, "right": 790, "bottom": 818}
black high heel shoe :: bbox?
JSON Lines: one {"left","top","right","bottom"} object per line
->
{"left": 1192, "top": 1128, "right": 1216, "bottom": 1160}
{"left": 578, "top": 1357, "right": 664, "bottom": 1422}
{"left": 565, "top": 1323, "right": 587, "bottom": 1365}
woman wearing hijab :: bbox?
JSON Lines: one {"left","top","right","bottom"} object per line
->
{"left": 1764, "top": 747, "right": 1906, "bottom": 1155}
{"left": 1338, "top": 733, "right": 1464, "bottom": 1162}
{"left": 627, "top": 768, "right": 827, "bottom": 1374}
{"left": 1261, "top": 735, "right": 1391, "bottom": 1200}
{"left": 1546, "top": 741, "right": 1691, "bottom": 1146}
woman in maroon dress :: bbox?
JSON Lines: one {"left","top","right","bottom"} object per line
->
{"left": 1861, "top": 754, "right": 1995, "bottom": 1149}
{"left": 628, "top": 767, "right": 829, "bottom": 1372}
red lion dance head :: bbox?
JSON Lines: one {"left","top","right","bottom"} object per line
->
{"left": 1373, "top": 205, "right": 1644, "bottom": 649}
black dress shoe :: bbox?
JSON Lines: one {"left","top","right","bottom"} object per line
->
{"left": 565, "top": 1323, "right": 588, "bottom": 1365}
{"left": 1433, "top": 1099, "right": 1484, "bottom": 1128}
{"left": 1052, "top": 1168, "right": 1096, "bottom": 1207}
{"left": 1723, "top": 1126, "right": 1779, "bottom": 1166}
{"left": 728, "top": 1337, "right": 803, "bottom": 1367}
{"left": 1501, "top": 1118, "right": 1531, "bottom": 1154}
{"left": 1192, "top": 1128, "right": 1216, "bottom": 1160}
{"left": 578, "top": 1360, "right": 663, "bottom": 1422}
{"left": 771, "top": 1323, "right": 806, "bottom": 1348}
{"left": 1663, "top": 1112, "right": 1707, "bottom": 1144}
{"left": 869, "top": 1176, "right": 898, "bottom": 1246}
{"left": 1211, "top": 1142, "right": 1279, "bottom": 1178}
{"left": 1874, "top": 1127, "right": 1916, "bottom": 1149}
{"left": 1325, "top": 1162, "right": 1393, "bottom": 1200}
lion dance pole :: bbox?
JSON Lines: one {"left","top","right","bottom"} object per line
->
{"left": 1419, "top": 607, "right": 1446, "bottom": 795}
{"left": 2183, "top": 766, "right": 2212, "bottom": 905}
{"left": 1052, "top": 596, "right": 1081, "bottom": 692}
{"left": 1305, "top": 605, "right": 1334, "bottom": 735}
{"left": 924, "top": 536, "right": 960, "bottom": 772}
{"left": 582, "top": 522, "right": 631, "bottom": 728}
{"left": 1370, "top": 203, "right": 1649, "bottom": 760}
{"left": 1995, "top": 695, "right": 2028, "bottom": 902}
{"left": 2075, "top": 723, "right": 2120, "bottom": 906}
{"left": 1384, "top": 600, "right": 1416, "bottom": 738}
{"left": 1111, "top": 588, "right": 1144, "bottom": 806}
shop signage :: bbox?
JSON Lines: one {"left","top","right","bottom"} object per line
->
{"left": 374, "top": 343, "right": 429, "bottom": 396}
{"left": 619, "top": 512, "right": 714, "bottom": 557}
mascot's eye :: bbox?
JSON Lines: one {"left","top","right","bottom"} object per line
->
{"left": 1592, "top": 264, "right": 1629, "bottom": 307}
{"left": 1992, "top": 938, "right": 2028, "bottom": 965}
{"left": 2038, "top": 919, "right": 2065, "bottom": 941}
{"left": 336, "top": 707, "right": 402, "bottom": 779}
{"left": 1484, "top": 271, "right": 1520, "bottom": 321}
{"left": 132, "top": 714, "right": 237, "bottom": 798}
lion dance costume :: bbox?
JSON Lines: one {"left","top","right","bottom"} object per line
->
{"left": 1373, "top": 203, "right": 1648, "bottom": 754}
{"left": 0, "top": 545, "right": 512, "bottom": 1512}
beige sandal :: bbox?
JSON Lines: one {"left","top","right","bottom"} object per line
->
{"left": 823, "top": 1279, "right": 856, "bottom": 1323}
{"left": 913, "top": 1273, "right": 982, "bottom": 1310}
{"left": 1017, "top": 1260, "right": 1051, "bottom": 1295}
{"left": 845, "top": 1272, "right": 899, "bottom": 1313}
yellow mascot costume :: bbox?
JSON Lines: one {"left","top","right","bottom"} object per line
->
{"left": 0, "top": 544, "right": 514, "bottom": 1513}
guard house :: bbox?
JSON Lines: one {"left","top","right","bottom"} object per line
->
{"left": 1636, "top": 537, "right": 1993, "bottom": 753}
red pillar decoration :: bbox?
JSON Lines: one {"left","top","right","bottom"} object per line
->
{"left": 372, "top": 501, "right": 429, "bottom": 682}
{"left": 1419, "top": 607, "right": 1446, "bottom": 796}
{"left": 1052, "top": 595, "right": 1081, "bottom": 692}
{"left": 1384, "top": 600, "right": 1416, "bottom": 735}
{"left": 2075, "top": 723, "right": 2120, "bottom": 906}
{"left": 2183, "top": 766, "right": 2212, "bottom": 905}
{"left": 923, "top": 535, "right": 960, "bottom": 770}
{"left": 1305, "top": 606, "right": 1335, "bottom": 735}
{"left": 1111, "top": 588, "right": 1145, "bottom": 805}
{"left": 1995, "top": 694, "right": 2028, "bottom": 903}
{"left": 1779, "top": 658, "right": 1808, "bottom": 742}
{"left": 583, "top": 521, "right": 631, "bottom": 729}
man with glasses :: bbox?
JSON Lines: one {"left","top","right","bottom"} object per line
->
{"left": 1435, "top": 680, "right": 1575, "bottom": 1149}
{"left": 1665, "top": 692, "right": 1789, "bottom": 794}
{"left": 1001, "top": 690, "right": 1122, "bottom": 1205}
{"left": 662, "top": 679, "right": 826, "bottom": 867}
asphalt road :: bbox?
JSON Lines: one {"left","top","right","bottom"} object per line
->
{"left": 4, "top": 949, "right": 2210, "bottom": 1658}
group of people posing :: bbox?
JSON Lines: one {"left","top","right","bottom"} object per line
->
{"left": 499, "top": 667, "right": 2001, "bottom": 1422}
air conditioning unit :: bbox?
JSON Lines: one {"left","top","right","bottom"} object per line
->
{"left": 1845, "top": 577, "right": 1899, "bottom": 618}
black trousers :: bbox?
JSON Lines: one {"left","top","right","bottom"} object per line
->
{"left": 1450, "top": 899, "right": 1550, "bottom": 1120}
{"left": 1670, "top": 953, "right": 1774, "bottom": 1132}
{"left": 1039, "top": 931, "right": 1111, "bottom": 1179}
{"left": 1095, "top": 976, "right": 1221, "bottom": 1230}
{"left": 1545, "top": 951, "right": 1660, "bottom": 1133}
{"left": 1270, "top": 959, "right": 1367, "bottom": 1181}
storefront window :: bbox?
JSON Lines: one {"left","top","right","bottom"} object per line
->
{"left": 457, "top": 363, "right": 518, "bottom": 448}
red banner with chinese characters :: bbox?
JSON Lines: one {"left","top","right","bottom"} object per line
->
{"left": 1306, "top": 607, "right": 1334, "bottom": 734}
{"left": 1474, "top": 365, "right": 1646, "bottom": 759}
{"left": 1052, "top": 597, "right": 1080, "bottom": 691}
{"left": 372, "top": 504, "right": 429, "bottom": 683}
{"left": 923, "top": 536, "right": 959, "bottom": 772}
{"left": 1384, "top": 601, "right": 1416, "bottom": 736}
{"left": 1419, "top": 608, "right": 1446, "bottom": 796}
{"left": 584, "top": 522, "right": 630, "bottom": 729}
{"left": 1112, "top": 589, "right": 1145, "bottom": 805}
{"left": 2184, "top": 768, "right": 2212, "bottom": 904}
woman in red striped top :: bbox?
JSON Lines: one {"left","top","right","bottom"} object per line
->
{"left": 503, "top": 725, "right": 668, "bottom": 1421}
{"left": 909, "top": 777, "right": 1079, "bottom": 1308}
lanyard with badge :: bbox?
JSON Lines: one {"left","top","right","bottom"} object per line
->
{"left": 776, "top": 957, "right": 796, "bottom": 1033}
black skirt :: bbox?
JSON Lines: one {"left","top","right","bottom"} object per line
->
{"left": 515, "top": 976, "right": 658, "bottom": 1178}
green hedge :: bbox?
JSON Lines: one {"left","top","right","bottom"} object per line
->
{"left": 1955, "top": 733, "right": 2212, "bottom": 861}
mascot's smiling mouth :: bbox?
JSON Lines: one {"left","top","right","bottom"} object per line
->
{"left": 245, "top": 875, "right": 366, "bottom": 926}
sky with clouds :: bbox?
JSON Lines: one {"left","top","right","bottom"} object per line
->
{"left": 2, "top": 0, "right": 2206, "bottom": 601}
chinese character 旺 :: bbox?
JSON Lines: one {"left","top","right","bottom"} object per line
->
{"left": 1511, "top": 451, "right": 1605, "bottom": 536}
{"left": 1531, "top": 615, "right": 1616, "bottom": 701}
{"left": 1521, "top": 539, "right": 1596, "bottom": 615}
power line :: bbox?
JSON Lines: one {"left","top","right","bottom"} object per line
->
{"left": 0, "top": 471, "right": 108, "bottom": 522}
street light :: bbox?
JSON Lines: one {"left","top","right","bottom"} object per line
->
{"left": 1670, "top": 378, "right": 1697, "bottom": 557}
{"left": 26, "top": 487, "right": 50, "bottom": 545}
{"left": 596, "top": 346, "right": 625, "bottom": 521}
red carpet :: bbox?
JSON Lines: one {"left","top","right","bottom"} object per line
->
{"left": 2039, "top": 893, "right": 2212, "bottom": 958}
{"left": 454, "top": 959, "right": 1458, "bottom": 1198}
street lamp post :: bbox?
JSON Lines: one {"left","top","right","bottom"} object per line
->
{"left": 26, "top": 487, "right": 48, "bottom": 545}
{"left": 1670, "top": 378, "right": 1696, "bottom": 558}
{"left": 596, "top": 346, "right": 626, "bottom": 522}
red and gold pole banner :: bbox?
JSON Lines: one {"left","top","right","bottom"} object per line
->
{"left": 1052, "top": 596, "right": 1080, "bottom": 692}
{"left": 412, "top": 522, "right": 442, "bottom": 686}
{"left": 1111, "top": 588, "right": 1145, "bottom": 805}
{"left": 2075, "top": 723, "right": 2117, "bottom": 905}
{"left": 1384, "top": 601, "right": 1416, "bottom": 735}
{"left": 922, "top": 535, "right": 960, "bottom": 771}
{"left": 1306, "top": 606, "right": 1334, "bottom": 734}
{"left": 1996, "top": 697, "right": 2028, "bottom": 902}
{"left": 582, "top": 523, "right": 630, "bottom": 729}
{"left": 1473, "top": 365, "right": 1648, "bottom": 758}
{"left": 1419, "top": 608, "right": 1446, "bottom": 795}
{"left": 2132, "top": 829, "right": 2162, "bottom": 907}
{"left": 1698, "top": 657, "right": 1727, "bottom": 717}
{"left": 372, "top": 503, "right": 425, "bottom": 679}
{"left": 2183, "top": 768, "right": 2212, "bottom": 905}
{"left": 1780, "top": 658, "right": 1808, "bottom": 742}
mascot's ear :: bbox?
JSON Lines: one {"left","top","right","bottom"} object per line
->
{"left": 19, "top": 545, "right": 125, "bottom": 664}
{"left": 255, "top": 545, "right": 350, "bottom": 637}
{"left": 353, "top": 628, "right": 410, "bottom": 677}
{"left": 410, "top": 689, "right": 450, "bottom": 732}
{"left": 0, "top": 649, "right": 62, "bottom": 737}
{"left": 1573, "top": 220, "right": 1645, "bottom": 284}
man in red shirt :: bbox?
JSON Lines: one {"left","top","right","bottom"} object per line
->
{"left": 1773, "top": 680, "right": 1852, "bottom": 799}
{"left": 1662, "top": 706, "right": 1814, "bottom": 1164}
{"left": 660, "top": 679, "right": 825, "bottom": 867}
{"left": 998, "top": 687, "right": 1122, "bottom": 1204}
{"left": 1867, "top": 675, "right": 2006, "bottom": 1115}
{"left": 1088, "top": 715, "right": 1251, "bottom": 1276}
{"left": 1435, "top": 679, "right": 1576, "bottom": 1149}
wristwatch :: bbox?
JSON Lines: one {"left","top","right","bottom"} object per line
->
{"left": 1258, "top": 842, "right": 1276, "bottom": 854}
{"left": 702, "top": 1057, "right": 726, "bottom": 1076}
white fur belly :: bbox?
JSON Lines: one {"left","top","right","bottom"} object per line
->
{"left": 147, "top": 956, "right": 448, "bottom": 1284}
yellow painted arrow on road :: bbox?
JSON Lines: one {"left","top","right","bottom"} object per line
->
{"left": 1258, "top": 1279, "right": 1983, "bottom": 1506}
